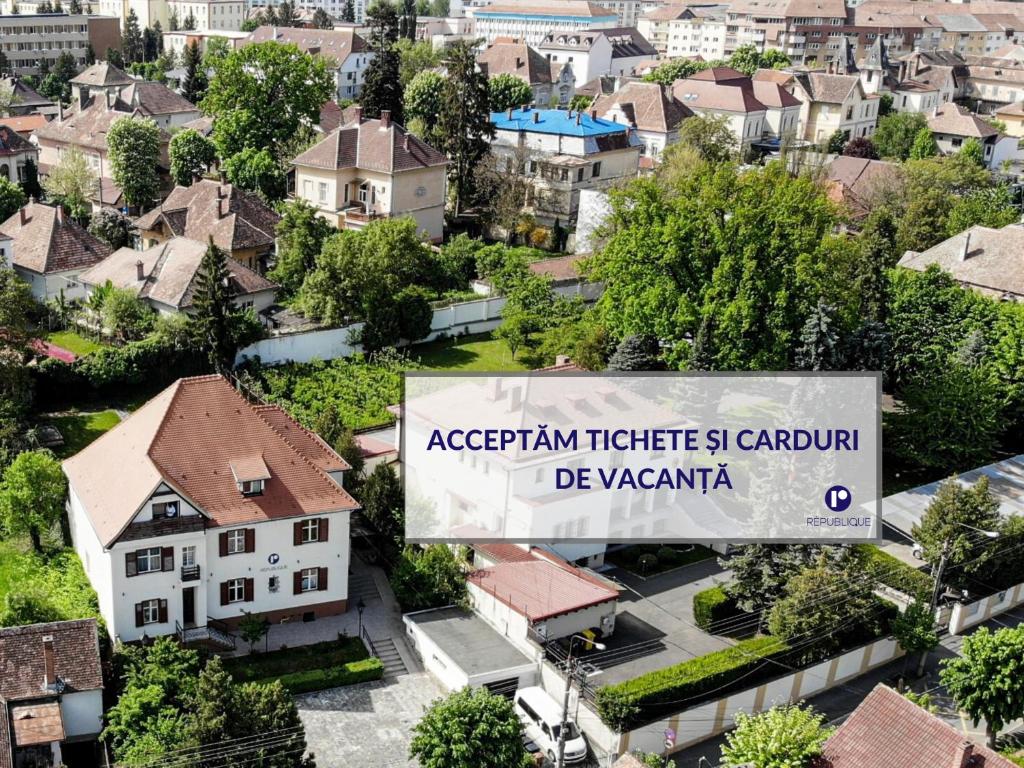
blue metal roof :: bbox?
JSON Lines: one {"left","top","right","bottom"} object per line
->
{"left": 490, "top": 108, "right": 628, "bottom": 137}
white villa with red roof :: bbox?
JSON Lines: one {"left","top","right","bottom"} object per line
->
{"left": 63, "top": 375, "right": 359, "bottom": 645}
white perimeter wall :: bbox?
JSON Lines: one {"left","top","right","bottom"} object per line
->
{"left": 950, "top": 581, "right": 1024, "bottom": 634}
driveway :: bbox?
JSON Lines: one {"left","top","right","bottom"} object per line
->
{"left": 296, "top": 673, "right": 444, "bottom": 767}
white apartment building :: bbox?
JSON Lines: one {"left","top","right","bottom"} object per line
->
{"left": 537, "top": 27, "right": 656, "bottom": 85}
{"left": 468, "top": 1, "right": 618, "bottom": 48}
{"left": 63, "top": 375, "right": 359, "bottom": 645}
{"left": 0, "top": 14, "right": 120, "bottom": 76}
{"left": 168, "top": 0, "right": 246, "bottom": 30}
{"left": 98, "top": 0, "right": 167, "bottom": 29}
{"left": 664, "top": 5, "right": 729, "bottom": 60}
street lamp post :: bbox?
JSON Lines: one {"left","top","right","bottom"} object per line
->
{"left": 556, "top": 634, "right": 606, "bottom": 768}
{"left": 356, "top": 597, "right": 366, "bottom": 638}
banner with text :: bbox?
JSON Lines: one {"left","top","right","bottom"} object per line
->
{"left": 402, "top": 373, "right": 880, "bottom": 544}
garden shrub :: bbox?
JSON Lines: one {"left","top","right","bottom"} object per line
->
{"left": 595, "top": 636, "right": 790, "bottom": 731}
{"left": 693, "top": 585, "right": 744, "bottom": 633}
{"left": 852, "top": 544, "right": 933, "bottom": 601}
{"left": 259, "top": 657, "right": 384, "bottom": 694}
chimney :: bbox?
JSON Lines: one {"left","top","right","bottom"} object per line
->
{"left": 136, "top": 259, "right": 144, "bottom": 281}
{"left": 515, "top": 56, "right": 522, "bottom": 68}
{"left": 521, "top": 104, "right": 529, "bottom": 112}
{"left": 219, "top": 169, "right": 227, "bottom": 184}
{"left": 555, "top": 354, "right": 571, "bottom": 365}
{"left": 576, "top": 112, "right": 581, "bottom": 125}
{"left": 219, "top": 197, "right": 229, "bottom": 219}
{"left": 106, "top": 89, "right": 116, "bottom": 109}
{"left": 353, "top": 105, "right": 363, "bottom": 122}
{"left": 532, "top": 111, "right": 540, "bottom": 123}
{"left": 19, "top": 206, "right": 26, "bottom": 226}
{"left": 55, "top": 205, "right": 63, "bottom": 224}
{"left": 507, "top": 107, "right": 513, "bottom": 119}
{"left": 959, "top": 231, "right": 971, "bottom": 261}
{"left": 57, "top": 100, "right": 64, "bottom": 121}
{"left": 217, "top": 184, "right": 226, "bottom": 200}
{"left": 380, "top": 109, "right": 391, "bottom": 128}
{"left": 953, "top": 741, "right": 974, "bottom": 768}
{"left": 403, "top": 133, "right": 410, "bottom": 151}
{"left": 42, "top": 636, "right": 56, "bottom": 688}
{"left": 590, "top": 108, "right": 597, "bottom": 120}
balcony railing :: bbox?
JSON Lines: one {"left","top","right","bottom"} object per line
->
{"left": 181, "top": 564, "right": 201, "bottom": 582}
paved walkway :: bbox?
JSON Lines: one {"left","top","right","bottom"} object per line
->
{"left": 296, "top": 672, "right": 444, "bottom": 768}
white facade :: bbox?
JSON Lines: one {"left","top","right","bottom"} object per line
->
{"left": 469, "top": 6, "right": 618, "bottom": 47}
{"left": 538, "top": 34, "right": 613, "bottom": 85}
{"left": 12, "top": 266, "right": 90, "bottom": 302}
{"left": 663, "top": 14, "right": 728, "bottom": 59}
{"left": 163, "top": 29, "right": 249, "bottom": 57}
{"left": 68, "top": 481, "right": 352, "bottom": 643}
{"left": 168, "top": 0, "right": 247, "bottom": 31}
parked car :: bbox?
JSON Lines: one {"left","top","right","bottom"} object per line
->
{"left": 514, "top": 686, "right": 589, "bottom": 765}
{"left": 912, "top": 541, "right": 924, "bottom": 560}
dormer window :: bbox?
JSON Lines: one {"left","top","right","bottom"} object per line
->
{"left": 229, "top": 456, "right": 270, "bottom": 497}
{"left": 240, "top": 479, "right": 264, "bottom": 496}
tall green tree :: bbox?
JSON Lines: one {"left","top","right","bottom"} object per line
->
{"left": 190, "top": 238, "right": 238, "bottom": 372}
{"left": 88, "top": 208, "right": 136, "bottom": 249}
{"left": 399, "top": 0, "right": 417, "bottom": 39}
{"left": 169, "top": 127, "right": 217, "bottom": 187}
{"left": 203, "top": 41, "right": 333, "bottom": 159}
{"left": 410, "top": 687, "right": 530, "bottom": 768}
{"left": 908, "top": 126, "right": 938, "bottom": 160}
{"left": 361, "top": 1, "right": 404, "bottom": 123}
{"left": 122, "top": 8, "right": 144, "bottom": 63}
{"left": 311, "top": 7, "right": 332, "bottom": 27}
{"left": 180, "top": 39, "right": 207, "bottom": 104}
{"left": 404, "top": 69, "right": 445, "bottom": 140}
{"left": 107, "top": 116, "right": 161, "bottom": 211}
{"left": 0, "top": 451, "right": 67, "bottom": 552}
{"left": 892, "top": 600, "right": 939, "bottom": 677}
{"left": 397, "top": 38, "right": 440, "bottom": 87}
{"left": 268, "top": 198, "right": 333, "bottom": 296}
{"left": 488, "top": 73, "right": 533, "bottom": 112}
{"left": 872, "top": 112, "right": 928, "bottom": 161}
{"left": 222, "top": 146, "right": 286, "bottom": 202}
{"left": 41, "top": 146, "right": 96, "bottom": 220}
{"left": 723, "top": 544, "right": 840, "bottom": 615}
{"left": 0, "top": 177, "right": 27, "bottom": 222}
{"left": 721, "top": 705, "right": 833, "bottom": 768}
{"left": 960, "top": 137, "right": 986, "bottom": 167}
{"left": 673, "top": 113, "right": 737, "bottom": 163}
{"left": 941, "top": 626, "right": 1024, "bottom": 747}
{"left": 341, "top": 0, "right": 355, "bottom": 21}
{"left": 437, "top": 40, "right": 494, "bottom": 215}
{"left": 910, "top": 476, "right": 1001, "bottom": 572}
{"left": 361, "top": 463, "right": 403, "bottom": 544}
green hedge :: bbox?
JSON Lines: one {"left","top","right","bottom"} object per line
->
{"left": 224, "top": 637, "right": 369, "bottom": 683}
{"left": 693, "top": 585, "right": 741, "bottom": 632}
{"left": 852, "top": 544, "right": 933, "bottom": 601}
{"left": 595, "top": 636, "right": 789, "bottom": 731}
{"left": 254, "top": 657, "right": 384, "bottom": 695}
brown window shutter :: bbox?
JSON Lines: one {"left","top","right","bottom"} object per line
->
{"left": 294, "top": 520, "right": 303, "bottom": 546}
{"left": 245, "top": 528, "right": 255, "bottom": 553}
{"left": 320, "top": 518, "right": 329, "bottom": 542}
{"left": 134, "top": 603, "right": 144, "bottom": 627}
{"left": 125, "top": 551, "right": 137, "bottom": 577}
{"left": 244, "top": 578, "right": 254, "bottom": 602}
{"left": 162, "top": 547, "right": 174, "bottom": 572}
{"left": 293, "top": 571, "right": 302, "bottom": 595}
{"left": 158, "top": 599, "right": 168, "bottom": 624}
{"left": 318, "top": 567, "right": 328, "bottom": 592}
{"left": 219, "top": 532, "right": 228, "bottom": 557}
{"left": 220, "top": 581, "right": 230, "bottom": 606}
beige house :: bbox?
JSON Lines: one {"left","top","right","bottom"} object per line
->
{"left": 133, "top": 180, "right": 282, "bottom": 274}
{"left": 291, "top": 108, "right": 448, "bottom": 243}
{"left": 995, "top": 101, "right": 1024, "bottom": 137}
{"left": 770, "top": 70, "right": 879, "bottom": 143}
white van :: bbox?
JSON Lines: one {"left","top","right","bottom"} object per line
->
{"left": 514, "top": 686, "right": 589, "bottom": 765}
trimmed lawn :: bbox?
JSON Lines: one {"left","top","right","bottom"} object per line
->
{"left": 606, "top": 544, "right": 716, "bottom": 578}
{"left": 44, "top": 331, "right": 104, "bottom": 357}
{"left": 410, "top": 333, "right": 531, "bottom": 372}
{"left": 224, "top": 636, "right": 370, "bottom": 683}
{"left": 47, "top": 410, "right": 122, "bottom": 458}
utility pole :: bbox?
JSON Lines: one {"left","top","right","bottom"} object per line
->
{"left": 556, "top": 634, "right": 605, "bottom": 768}
{"left": 919, "top": 538, "right": 951, "bottom": 677}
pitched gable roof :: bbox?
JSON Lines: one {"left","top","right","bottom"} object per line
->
{"left": 816, "top": 684, "right": 1019, "bottom": 768}
{"left": 799, "top": 72, "right": 862, "bottom": 103}
{"left": 672, "top": 75, "right": 767, "bottom": 114}
{"left": 133, "top": 180, "right": 281, "bottom": 253}
{"left": 62, "top": 375, "right": 359, "bottom": 547}
{"left": 478, "top": 42, "right": 553, "bottom": 86}
{"left": 0, "top": 620, "right": 103, "bottom": 701}
{"left": 591, "top": 81, "right": 692, "bottom": 133}
{"left": 119, "top": 81, "right": 199, "bottom": 117}
{"left": 78, "top": 237, "right": 278, "bottom": 310}
{"left": 899, "top": 224, "right": 1024, "bottom": 298}
{"left": 0, "top": 203, "right": 111, "bottom": 275}
{"left": 69, "top": 61, "right": 134, "bottom": 88}
{"left": 245, "top": 25, "right": 368, "bottom": 59}
{"left": 292, "top": 115, "right": 448, "bottom": 173}
{"left": 928, "top": 103, "right": 999, "bottom": 138}
{"left": 0, "top": 125, "right": 35, "bottom": 156}
{"left": 34, "top": 98, "right": 172, "bottom": 153}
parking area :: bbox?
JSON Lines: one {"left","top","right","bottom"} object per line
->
{"left": 569, "top": 557, "right": 734, "bottom": 687}
{"left": 296, "top": 672, "right": 444, "bottom": 767}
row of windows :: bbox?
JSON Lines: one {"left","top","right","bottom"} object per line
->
{"left": 0, "top": 24, "right": 87, "bottom": 33}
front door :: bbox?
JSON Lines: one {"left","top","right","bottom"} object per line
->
{"left": 182, "top": 587, "right": 196, "bottom": 627}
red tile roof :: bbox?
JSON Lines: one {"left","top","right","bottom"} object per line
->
{"left": 293, "top": 114, "right": 448, "bottom": 173}
{"left": 253, "top": 404, "right": 351, "bottom": 474}
{"left": 0, "top": 203, "right": 111, "bottom": 275}
{"left": 63, "top": 375, "right": 359, "bottom": 547}
{"left": 473, "top": 542, "right": 537, "bottom": 563}
{"left": 0, "top": 619, "right": 103, "bottom": 701}
{"left": 816, "top": 684, "right": 1019, "bottom": 768}
{"left": 468, "top": 558, "right": 617, "bottom": 622}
